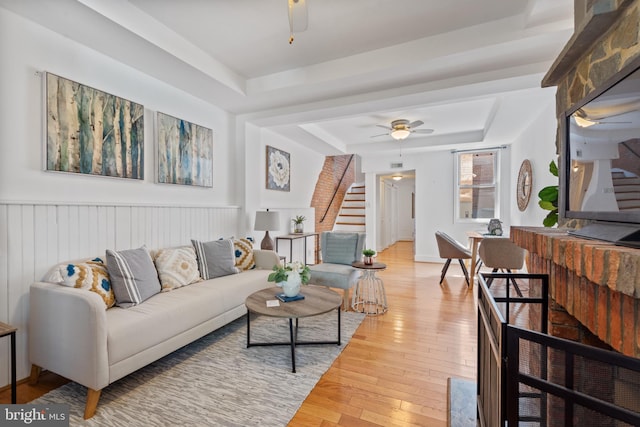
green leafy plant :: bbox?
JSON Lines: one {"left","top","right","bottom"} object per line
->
{"left": 362, "top": 248, "right": 376, "bottom": 257}
{"left": 292, "top": 215, "right": 306, "bottom": 225}
{"left": 538, "top": 160, "right": 559, "bottom": 227}
{"left": 267, "top": 261, "right": 310, "bottom": 284}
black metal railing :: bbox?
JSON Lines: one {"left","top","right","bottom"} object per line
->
{"left": 477, "top": 272, "right": 549, "bottom": 427}
{"left": 506, "top": 326, "right": 640, "bottom": 426}
{"left": 477, "top": 271, "right": 640, "bottom": 426}
{"left": 319, "top": 154, "right": 354, "bottom": 223}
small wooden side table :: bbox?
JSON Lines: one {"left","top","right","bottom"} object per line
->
{"left": 275, "top": 233, "right": 319, "bottom": 265}
{"left": 351, "top": 261, "right": 388, "bottom": 315}
{"left": 0, "top": 322, "right": 17, "bottom": 404}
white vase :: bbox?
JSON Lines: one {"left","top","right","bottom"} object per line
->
{"left": 279, "top": 271, "right": 302, "bottom": 297}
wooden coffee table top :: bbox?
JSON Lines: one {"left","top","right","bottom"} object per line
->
{"left": 246, "top": 285, "right": 342, "bottom": 319}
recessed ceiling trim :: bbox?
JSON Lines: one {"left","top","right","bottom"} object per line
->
{"left": 77, "top": 0, "right": 246, "bottom": 95}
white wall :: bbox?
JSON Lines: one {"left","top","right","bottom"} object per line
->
{"left": 509, "top": 100, "right": 559, "bottom": 227}
{"left": 242, "top": 125, "right": 324, "bottom": 261}
{"left": 0, "top": 8, "right": 237, "bottom": 207}
{"left": 363, "top": 149, "right": 501, "bottom": 262}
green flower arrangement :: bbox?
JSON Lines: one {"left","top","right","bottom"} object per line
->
{"left": 267, "top": 261, "right": 310, "bottom": 284}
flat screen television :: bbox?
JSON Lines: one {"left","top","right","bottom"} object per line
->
{"left": 562, "top": 59, "right": 640, "bottom": 247}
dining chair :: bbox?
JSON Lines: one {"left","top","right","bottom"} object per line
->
{"left": 435, "top": 231, "right": 472, "bottom": 286}
{"left": 478, "top": 237, "right": 525, "bottom": 296}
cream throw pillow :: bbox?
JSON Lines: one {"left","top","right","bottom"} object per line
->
{"left": 154, "top": 246, "right": 202, "bottom": 291}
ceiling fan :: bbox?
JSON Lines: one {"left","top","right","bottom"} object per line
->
{"left": 371, "top": 119, "right": 434, "bottom": 140}
{"left": 573, "top": 108, "right": 633, "bottom": 128}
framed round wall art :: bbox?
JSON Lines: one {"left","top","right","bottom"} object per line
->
{"left": 516, "top": 159, "right": 533, "bottom": 211}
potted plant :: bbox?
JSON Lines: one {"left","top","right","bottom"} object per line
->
{"left": 538, "top": 160, "right": 559, "bottom": 227}
{"left": 292, "top": 215, "right": 306, "bottom": 233}
{"left": 362, "top": 248, "right": 376, "bottom": 265}
{"left": 267, "top": 261, "right": 311, "bottom": 297}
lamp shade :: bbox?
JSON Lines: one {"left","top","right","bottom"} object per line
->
{"left": 254, "top": 211, "right": 280, "bottom": 231}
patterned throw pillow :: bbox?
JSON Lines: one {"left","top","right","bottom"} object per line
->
{"left": 234, "top": 238, "right": 256, "bottom": 271}
{"left": 59, "top": 258, "right": 115, "bottom": 308}
{"left": 154, "top": 246, "right": 202, "bottom": 292}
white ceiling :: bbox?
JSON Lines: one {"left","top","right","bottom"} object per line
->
{"left": 0, "top": 0, "right": 575, "bottom": 158}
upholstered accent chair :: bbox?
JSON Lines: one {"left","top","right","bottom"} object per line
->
{"left": 478, "top": 237, "right": 525, "bottom": 296}
{"left": 308, "top": 231, "right": 366, "bottom": 310}
{"left": 435, "top": 231, "right": 472, "bottom": 286}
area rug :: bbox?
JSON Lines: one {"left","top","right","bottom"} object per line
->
{"left": 448, "top": 377, "right": 477, "bottom": 427}
{"left": 33, "top": 311, "right": 365, "bottom": 426}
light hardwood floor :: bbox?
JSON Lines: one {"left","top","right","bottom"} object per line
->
{"left": 289, "top": 241, "right": 478, "bottom": 426}
{"left": 0, "top": 241, "right": 478, "bottom": 426}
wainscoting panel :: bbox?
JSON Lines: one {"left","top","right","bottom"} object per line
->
{"left": 0, "top": 202, "right": 241, "bottom": 389}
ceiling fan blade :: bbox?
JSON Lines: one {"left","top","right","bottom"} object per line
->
{"left": 376, "top": 124, "right": 392, "bottom": 130}
{"left": 409, "top": 120, "right": 424, "bottom": 128}
{"left": 413, "top": 129, "right": 434, "bottom": 134}
{"left": 370, "top": 133, "right": 389, "bottom": 138}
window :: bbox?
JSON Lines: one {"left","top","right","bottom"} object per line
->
{"left": 456, "top": 150, "right": 499, "bottom": 220}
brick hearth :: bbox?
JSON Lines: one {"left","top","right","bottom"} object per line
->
{"left": 511, "top": 226, "right": 640, "bottom": 357}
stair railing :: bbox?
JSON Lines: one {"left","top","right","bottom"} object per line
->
{"left": 320, "top": 154, "right": 354, "bottom": 223}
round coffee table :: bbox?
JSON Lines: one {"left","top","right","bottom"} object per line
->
{"left": 245, "top": 285, "right": 342, "bottom": 373}
{"left": 351, "top": 261, "right": 388, "bottom": 315}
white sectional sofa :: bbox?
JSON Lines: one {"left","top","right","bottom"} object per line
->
{"left": 28, "top": 244, "right": 279, "bottom": 419}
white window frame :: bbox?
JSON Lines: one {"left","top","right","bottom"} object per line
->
{"left": 454, "top": 149, "right": 501, "bottom": 223}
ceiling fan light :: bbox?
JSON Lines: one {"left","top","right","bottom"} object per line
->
{"left": 391, "top": 129, "right": 411, "bottom": 140}
{"left": 574, "top": 115, "right": 596, "bottom": 128}
{"left": 392, "top": 175, "right": 402, "bottom": 181}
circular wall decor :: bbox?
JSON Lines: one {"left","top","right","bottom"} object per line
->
{"left": 517, "top": 159, "right": 533, "bottom": 211}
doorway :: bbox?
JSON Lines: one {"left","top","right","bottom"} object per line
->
{"left": 377, "top": 171, "right": 415, "bottom": 255}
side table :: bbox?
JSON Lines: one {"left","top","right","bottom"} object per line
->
{"left": 0, "top": 322, "right": 17, "bottom": 404}
{"left": 351, "top": 261, "right": 388, "bottom": 315}
{"left": 275, "top": 233, "right": 319, "bottom": 265}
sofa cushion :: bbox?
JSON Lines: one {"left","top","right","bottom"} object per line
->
{"left": 154, "top": 246, "right": 202, "bottom": 292}
{"left": 192, "top": 239, "right": 239, "bottom": 279}
{"left": 323, "top": 233, "right": 359, "bottom": 265}
{"left": 106, "top": 269, "right": 272, "bottom": 365}
{"left": 308, "top": 263, "right": 360, "bottom": 290}
{"left": 106, "top": 246, "right": 161, "bottom": 308}
{"left": 58, "top": 258, "right": 115, "bottom": 308}
{"left": 234, "top": 238, "right": 256, "bottom": 271}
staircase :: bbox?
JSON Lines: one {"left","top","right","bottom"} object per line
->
{"left": 612, "top": 171, "right": 640, "bottom": 210}
{"left": 333, "top": 183, "right": 366, "bottom": 232}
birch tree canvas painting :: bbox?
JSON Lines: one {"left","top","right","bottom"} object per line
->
{"left": 46, "top": 73, "right": 144, "bottom": 179}
{"left": 156, "top": 112, "right": 213, "bottom": 187}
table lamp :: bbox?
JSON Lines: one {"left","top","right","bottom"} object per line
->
{"left": 254, "top": 210, "right": 280, "bottom": 250}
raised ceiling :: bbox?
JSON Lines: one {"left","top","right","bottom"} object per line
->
{"left": 0, "top": 0, "right": 574, "bottom": 158}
